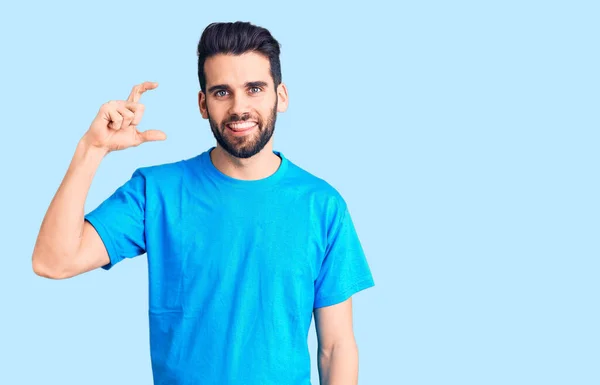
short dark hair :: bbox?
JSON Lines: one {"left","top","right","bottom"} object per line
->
{"left": 197, "top": 21, "right": 282, "bottom": 93}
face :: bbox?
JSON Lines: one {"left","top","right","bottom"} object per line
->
{"left": 199, "top": 52, "right": 288, "bottom": 159}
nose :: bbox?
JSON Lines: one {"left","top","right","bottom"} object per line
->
{"left": 229, "top": 93, "right": 252, "bottom": 119}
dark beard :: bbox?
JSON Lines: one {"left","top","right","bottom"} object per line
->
{"left": 208, "top": 101, "right": 278, "bottom": 159}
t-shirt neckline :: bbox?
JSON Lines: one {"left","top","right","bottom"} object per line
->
{"left": 199, "top": 146, "right": 289, "bottom": 190}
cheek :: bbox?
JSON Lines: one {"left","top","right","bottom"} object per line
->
{"left": 206, "top": 102, "right": 226, "bottom": 121}
{"left": 256, "top": 98, "right": 276, "bottom": 116}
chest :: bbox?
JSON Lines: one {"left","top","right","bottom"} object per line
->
{"left": 146, "top": 190, "right": 326, "bottom": 312}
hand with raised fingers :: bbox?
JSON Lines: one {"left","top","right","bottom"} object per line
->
{"left": 82, "top": 81, "right": 166, "bottom": 154}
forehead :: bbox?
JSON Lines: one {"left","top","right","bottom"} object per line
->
{"left": 204, "top": 52, "right": 272, "bottom": 87}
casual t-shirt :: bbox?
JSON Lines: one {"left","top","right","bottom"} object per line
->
{"left": 84, "top": 147, "right": 375, "bottom": 384}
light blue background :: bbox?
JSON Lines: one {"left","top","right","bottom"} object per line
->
{"left": 1, "top": 0, "right": 598, "bottom": 384}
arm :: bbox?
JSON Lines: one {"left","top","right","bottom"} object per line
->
{"left": 31, "top": 141, "right": 110, "bottom": 279}
{"left": 31, "top": 81, "right": 165, "bottom": 279}
{"left": 314, "top": 297, "right": 359, "bottom": 385}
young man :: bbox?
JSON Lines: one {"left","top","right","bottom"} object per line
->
{"left": 32, "top": 21, "right": 374, "bottom": 384}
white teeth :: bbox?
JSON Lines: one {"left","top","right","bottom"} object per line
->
{"left": 227, "top": 122, "right": 257, "bottom": 130}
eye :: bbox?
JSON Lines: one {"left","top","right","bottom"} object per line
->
{"left": 249, "top": 87, "right": 262, "bottom": 94}
{"left": 214, "top": 90, "right": 228, "bottom": 97}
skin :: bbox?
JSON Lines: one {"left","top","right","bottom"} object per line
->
{"left": 314, "top": 298, "right": 359, "bottom": 385}
{"left": 32, "top": 52, "right": 358, "bottom": 384}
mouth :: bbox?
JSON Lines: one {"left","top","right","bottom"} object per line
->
{"left": 226, "top": 121, "right": 258, "bottom": 135}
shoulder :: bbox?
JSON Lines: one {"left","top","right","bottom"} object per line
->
{"left": 283, "top": 157, "right": 348, "bottom": 217}
{"left": 124, "top": 156, "right": 200, "bottom": 215}
{"left": 124, "top": 156, "right": 199, "bottom": 205}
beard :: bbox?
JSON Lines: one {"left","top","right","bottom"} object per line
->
{"left": 207, "top": 101, "right": 278, "bottom": 159}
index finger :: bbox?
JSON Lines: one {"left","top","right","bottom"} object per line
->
{"left": 127, "top": 81, "right": 158, "bottom": 103}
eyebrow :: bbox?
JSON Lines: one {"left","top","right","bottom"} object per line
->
{"left": 207, "top": 81, "right": 269, "bottom": 94}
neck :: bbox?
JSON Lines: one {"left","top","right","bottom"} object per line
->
{"left": 210, "top": 142, "right": 281, "bottom": 181}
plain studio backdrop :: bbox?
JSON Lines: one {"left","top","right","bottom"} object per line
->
{"left": 0, "top": 1, "right": 598, "bottom": 384}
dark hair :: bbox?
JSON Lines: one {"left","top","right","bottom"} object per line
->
{"left": 197, "top": 21, "right": 282, "bottom": 93}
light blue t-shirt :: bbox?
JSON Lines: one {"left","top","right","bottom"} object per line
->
{"left": 85, "top": 147, "right": 375, "bottom": 384}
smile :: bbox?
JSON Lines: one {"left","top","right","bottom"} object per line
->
{"left": 226, "top": 122, "right": 258, "bottom": 135}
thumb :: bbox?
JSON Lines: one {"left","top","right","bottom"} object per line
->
{"left": 139, "top": 129, "right": 167, "bottom": 143}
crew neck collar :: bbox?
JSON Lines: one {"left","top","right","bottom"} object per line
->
{"left": 199, "top": 146, "right": 289, "bottom": 189}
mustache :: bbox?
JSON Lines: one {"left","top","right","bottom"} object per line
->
{"left": 224, "top": 114, "right": 259, "bottom": 124}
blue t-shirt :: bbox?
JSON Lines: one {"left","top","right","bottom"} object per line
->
{"left": 85, "top": 147, "right": 375, "bottom": 384}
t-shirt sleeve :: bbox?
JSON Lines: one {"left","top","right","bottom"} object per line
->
{"left": 84, "top": 169, "right": 147, "bottom": 270}
{"left": 313, "top": 204, "right": 375, "bottom": 308}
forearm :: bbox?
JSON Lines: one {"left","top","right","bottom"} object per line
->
{"left": 317, "top": 339, "right": 359, "bottom": 385}
{"left": 32, "top": 138, "right": 106, "bottom": 276}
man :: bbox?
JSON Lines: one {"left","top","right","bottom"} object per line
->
{"left": 32, "top": 21, "right": 374, "bottom": 384}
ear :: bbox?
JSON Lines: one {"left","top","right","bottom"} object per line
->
{"left": 198, "top": 91, "right": 208, "bottom": 119}
{"left": 276, "top": 83, "right": 289, "bottom": 113}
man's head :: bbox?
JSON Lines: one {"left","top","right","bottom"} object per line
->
{"left": 197, "top": 22, "right": 288, "bottom": 159}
